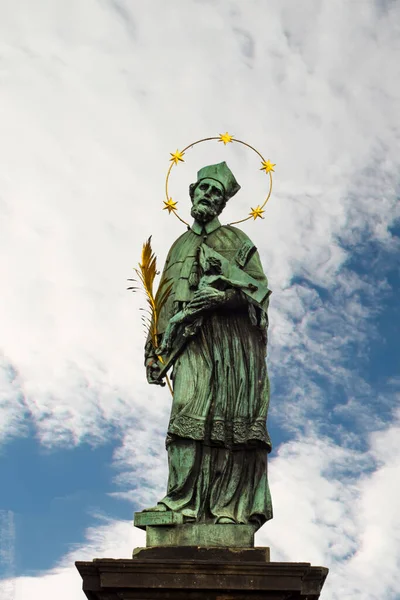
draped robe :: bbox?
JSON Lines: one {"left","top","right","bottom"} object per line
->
{"left": 148, "top": 217, "right": 273, "bottom": 526}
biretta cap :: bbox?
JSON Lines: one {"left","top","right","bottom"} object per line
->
{"left": 196, "top": 161, "right": 241, "bottom": 200}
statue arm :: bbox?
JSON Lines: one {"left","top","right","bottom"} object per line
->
{"left": 198, "top": 240, "right": 270, "bottom": 310}
{"left": 240, "top": 248, "right": 270, "bottom": 331}
{"left": 239, "top": 244, "right": 270, "bottom": 305}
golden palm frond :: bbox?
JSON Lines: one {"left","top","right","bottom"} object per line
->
{"left": 127, "top": 237, "right": 173, "bottom": 395}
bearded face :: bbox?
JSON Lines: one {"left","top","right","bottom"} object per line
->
{"left": 190, "top": 179, "right": 226, "bottom": 224}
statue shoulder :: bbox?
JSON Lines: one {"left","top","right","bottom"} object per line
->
{"left": 219, "top": 225, "right": 265, "bottom": 274}
{"left": 164, "top": 230, "right": 196, "bottom": 265}
{"left": 219, "top": 225, "right": 257, "bottom": 258}
{"left": 221, "top": 224, "right": 255, "bottom": 246}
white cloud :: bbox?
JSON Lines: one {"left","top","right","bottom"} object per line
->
{"left": 0, "top": 0, "right": 399, "bottom": 446}
{"left": 0, "top": 0, "right": 399, "bottom": 598}
{"left": 0, "top": 360, "right": 27, "bottom": 443}
{"left": 258, "top": 416, "right": 400, "bottom": 600}
{"left": 6, "top": 412, "right": 400, "bottom": 600}
{"left": 8, "top": 518, "right": 144, "bottom": 600}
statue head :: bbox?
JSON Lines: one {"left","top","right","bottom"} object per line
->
{"left": 189, "top": 161, "right": 240, "bottom": 224}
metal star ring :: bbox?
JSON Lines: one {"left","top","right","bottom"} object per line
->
{"left": 163, "top": 133, "right": 275, "bottom": 227}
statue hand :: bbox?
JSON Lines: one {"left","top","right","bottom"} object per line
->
{"left": 188, "top": 287, "right": 227, "bottom": 311}
{"left": 156, "top": 311, "right": 185, "bottom": 356}
{"left": 145, "top": 357, "right": 166, "bottom": 386}
{"left": 156, "top": 338, "right": 171, "bottom": 357}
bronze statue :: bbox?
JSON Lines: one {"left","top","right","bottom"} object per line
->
{"left": 142, "top": 161, "right": 272, "bottom": 528}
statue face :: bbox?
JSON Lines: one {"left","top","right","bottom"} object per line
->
{"left": 191, "top": 178, "right": 225, "bottom": 223}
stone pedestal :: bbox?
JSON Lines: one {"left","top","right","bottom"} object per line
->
{"left": 76, "top": 548, "right": 328, "bottom": 599}
{"left": 134, "top": 511, "right": 258, "bottom": 548}
{"left": 76, "top": 512, "right": 328, "bottom": 598}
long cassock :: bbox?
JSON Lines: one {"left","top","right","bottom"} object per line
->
{"left": 148, "top": 216, "right": 273, "bottom": 527}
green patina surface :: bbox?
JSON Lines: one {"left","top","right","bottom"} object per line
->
{"left": 134, "top": 510, "right": 184, "bottom": 530}
{"left": 140, "top": 162, "right": 273, "bottom": 544}
{"left": 146, "top": 524, "right": 257, "bottom": 548}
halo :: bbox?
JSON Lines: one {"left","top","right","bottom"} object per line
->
{"left": 163, "top": 133, "right": 275, "bottom": 227}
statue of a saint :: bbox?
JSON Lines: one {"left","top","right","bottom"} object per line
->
{"left": 144, "top": 162, "right": 272, "bottom": 528}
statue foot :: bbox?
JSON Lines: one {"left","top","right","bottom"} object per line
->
{"left": 216, "top": 516, "right": 236, "bottom": 524}
{"left": 142, "top": 503, "right": 169, "bottom": 513}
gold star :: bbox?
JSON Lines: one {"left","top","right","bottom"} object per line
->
{"left": 249, "top": 205, "right": 265, "bottom": 220}
{"left": 218, "top": 132, "right": 233, "bottom": 145}
{"left": 260, "top": 160, "right": 276, "bottom": 174}
{"left": 169, "top": 149, "right": 185, "bottom": 165}
{"left": 163, "top": 198, "right": 178, "bottom": 214}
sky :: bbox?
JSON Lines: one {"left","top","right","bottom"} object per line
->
{"left": 0, "top": 0, "right": 399, "bottom": 598}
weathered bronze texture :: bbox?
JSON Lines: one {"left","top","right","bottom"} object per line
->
{"left": 144, "top": 523, "right": 257, "bottom": 548}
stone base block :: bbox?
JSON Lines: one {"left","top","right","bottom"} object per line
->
{"left": 134, "top": 511, "right": 184, "bottom": 530}
{"left": 132, "top": 545, "right": 270, "bottom": 562}
{"left": 76, "top": 550, "right": 328, "bottom": 600}
{"left": 146, "top": 523, "right": 257, "bottom": 548}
